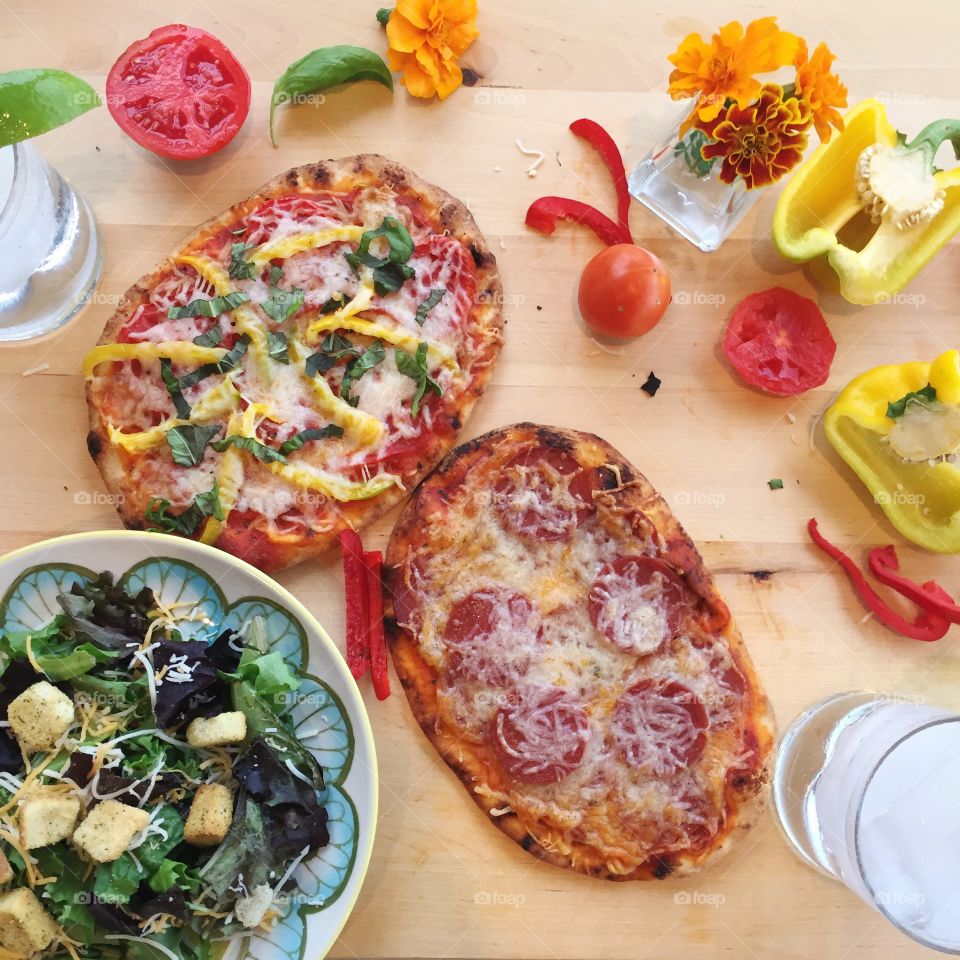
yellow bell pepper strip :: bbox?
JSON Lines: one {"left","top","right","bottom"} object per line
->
{"left": 773, "top": 99, "right": 960, "bottom": 305}
{"left": 824, "top": 349, "right": 960, "bottom": 552}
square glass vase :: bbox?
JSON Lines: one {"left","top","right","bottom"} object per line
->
{"left": 628, "top": 114, "right": 760, "bottom": 252}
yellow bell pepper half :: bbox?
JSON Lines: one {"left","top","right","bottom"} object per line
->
{"left": 774, "top": 100, "right": 960, "bottom": 306}
{"left": 825, "top": 349, "right": 960, "bottom": 552}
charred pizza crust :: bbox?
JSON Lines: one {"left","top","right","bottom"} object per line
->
{"left": 85, "top": 155, "right": 503, "bottom": 571}
{"left": 384, "top": 423, "right": 775, "bottom": 880}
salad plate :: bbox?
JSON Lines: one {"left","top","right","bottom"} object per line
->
{"left": 0, "top": 530, "right": 376, "bottom": 960}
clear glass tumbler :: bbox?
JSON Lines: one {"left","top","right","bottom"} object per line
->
{"left": 774, "top": 691, "right": 960, "bottom": 954}
{"left": 0, "top": 139, "right": 101, "bottom": 341}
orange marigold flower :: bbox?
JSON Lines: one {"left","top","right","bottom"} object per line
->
{"left": 795, "top": 40, "right": 847, "bottom": 143}
{"left": 386, "top": 0, "right": 479, "bottom": 100}
{"left": 668, "top": 17, "right": 799, "bottom": 136}
{"left": 698, "top": 83, "right": 812, "bottom": 189}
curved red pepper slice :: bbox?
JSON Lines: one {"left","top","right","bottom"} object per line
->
{"left": 807, "top": 519, "right": 951, "bottom": 642}
{"left": 363, "top": 549, "right": 391, "bottom": 701}
{"left": 569, "top": 118, "right": 631, "bottom": 236}
{"left": 525, "top": 196, "right": 631, "bottom": 247}
{"left": 340, "top": 529, "right": 370, "bottom": 679}
{"left": 868, "top": 545, "right": 960, "bottom": 623}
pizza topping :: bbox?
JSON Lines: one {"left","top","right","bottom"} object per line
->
{"left": 145, "top": 482, "right": 224, "bottom": 535}
{"left": 443, "top": 588, "right": 542, "bottom": 685}
{"left": 588, "top": 556, "right": 687, "bottom": 655}
{"left": 339, "top": 342, "right": 386, "bottom": 406}
{"left": 166, "top": 423, "right": 221, "bottom": 467}
{"left": 167, "top": 291, "right": 250, "bottom": 320}
{"left": 277, "top": 425, "right": 344, "bottom": 456}
{"left": 345, "top": 217, "right": 416, "bottom": 295}
{"left": 415, "top": 288, "right": 446, "bottom": 325}
{"left": 492, "top": 685, "right": 590, "bottom": 785}
{"left": 493, "top": 446, "right": 596, "bottom": 541}
{"left": 395, "top": 343, "right": 443, "bottom": 417}
{"left": 340, "top": 529, "right": 370, "bottom": 680}
{"left": 611, "top": 679, "right": 708, "bottom": 776}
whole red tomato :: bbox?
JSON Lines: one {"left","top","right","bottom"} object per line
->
{"left": 578, "top": 244, "right": 671, "bottom": 338}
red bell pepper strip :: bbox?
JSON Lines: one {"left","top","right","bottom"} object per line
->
{"left": 363, "top": 549, "right": 390, "bottom": 701}
{"left": 807, "top": 519, "right": 952, "bottom": 641}
{"left": 868, "top": 545, "right": 960, "bottom": 623}
{"left": 525, "top": 196, "right": 631, "bottom": 247}
{"left": 569, "top": 118, "right": 631, "bottom": 237}
{"left": 339, "top": 529, "right": 370, "bottom": 679}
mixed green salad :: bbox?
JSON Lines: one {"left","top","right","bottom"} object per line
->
{"left": 0, "top": 572, "right": 329, "bottom": 960}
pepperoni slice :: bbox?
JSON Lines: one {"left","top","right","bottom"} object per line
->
{"left": 493, "top": 446, "right": 597, "bottom": 541}
{"left": 443, "top": 587, "right": 542, "bottom": 685}
{"left": 611, "top": 679, "right": 708, "bottom": 776}
{"left": 492, "top": 685, "right": 590, "bottom": 784}
{"left": 588, "top": 556, "right": 688, "bottom": 655}
{"left": 390, "top": 557, "right": 428, "bottom": 630}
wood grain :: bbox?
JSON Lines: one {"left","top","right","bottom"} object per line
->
{"left": 2, "top": 1, "right": 959, "bottom": 957}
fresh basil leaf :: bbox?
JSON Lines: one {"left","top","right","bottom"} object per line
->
{"left": 228, "top": 242, "right": 256, "bottom": 281}
{"left": 211, "top": 434, "right": 287, "bottom": 465}
{"left": 886, "top": 384, "right": 937, "bottom": 420}
{"left": 415, "top": 288, "right": 446, "bottom": 325}
{"left": 145, "top": 482, "right": 224, "bottom": 536}
{"left": 166, "top": 291, "right": 249, "bottom": 320}
{"left": 341, "top": 341, "right": 385, "bottom": 405}
{"left": 0, "top": 69, "right": 101, "bottom": 148}
{"left": 160, "top": 358, "right": 191, "bottom": 419}
{"left": 395, "top": 342, "right": 442, "bottom": 417}
{"left": 305, "top": 332, "right": 360, "bottom": 376}
{"left": 344, "top": 218, "right": 416, "bottom": 295}
{"left": 372, "top": 261, "right": 415, "bottom": 295}
{"left": 261, "top": 285, "right": 305, "bottom": 324}
{"left": 278, "top": 424, "right": 344, "bottom": 456}
{"left": 269, "top": 264, "right": 283, "bottom": 286}
{"left": 350, "top": 217, "right": 415, "bottom": 267}
{"left": 265, "top": 329, "right": 290, "bottom": 364}
{"left": 177, "top": 334, "right": 250, "bottom": 390}
{"left": 270, "top": 45, "right": 394, "bottom": 146}
{"left": 165, "top": 424, "right": 221, "bottom": 467}
{"left": 192, "top": 326, "right": 222, "bottom": 348}
{"left": 320, "top": 293, "right": 348, "bottom": 314}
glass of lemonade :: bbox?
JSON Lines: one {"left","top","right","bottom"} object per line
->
{"left": 774, "top": 691, "right": 960, "bottom": 953}
{"left": 0, "top": 139, "right": 101, "bottom": 340}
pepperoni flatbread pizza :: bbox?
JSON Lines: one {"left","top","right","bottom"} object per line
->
{"left": 384, "top": 424, "right": 775, "bottom": 880}
{"left": 84, "top": 155, "right": 502, "bottom": 571}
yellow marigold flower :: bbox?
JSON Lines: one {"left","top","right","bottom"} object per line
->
{"left": 386, "top": 0, "right": 479, "bottom": 100}
{"left": 795, "top": 40, "right": 847, "bottom": 143}
{"left": 698, "top": 83, "right": 812, "bottom": 190}
{"left": 668, "top": 17, "right": 799, "bottom": 136}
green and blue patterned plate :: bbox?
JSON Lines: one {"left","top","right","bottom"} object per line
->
{"left": 0, "top": 531, "right": 377, "bottom": 960}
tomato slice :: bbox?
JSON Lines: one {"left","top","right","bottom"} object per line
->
{"left": 723, "top": 287, "right": 836, "bottom": 396}
{"left": 106, "top": 24, "right": 251, "bottom": 160}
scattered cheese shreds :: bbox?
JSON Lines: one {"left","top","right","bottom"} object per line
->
{"left": 516, "top": 138, "right": 545, "bottom": 177}
{"left": 21, "top": 363, "right": 49, "bottom": 377}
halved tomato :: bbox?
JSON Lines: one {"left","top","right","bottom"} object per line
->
{"left": 106, "top": 24, "right": 250, "bottom": 160}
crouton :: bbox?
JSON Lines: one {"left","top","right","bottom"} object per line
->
{"left": 184, "top": 784, "right": 233, "bottom": 847}
{"left": 0, "top": 888, "right": 59, "bottom": 957}
{"left": 72, "top": 800, "right": 150, "bottom": 863}
{"left": 186, "top": 711, "right": 247, "bottom": 749}
{"left": 7, "top": 683, "right": 74, "bottom": 753}
{"left": 0, "top": 851, "right": 12, "bottom": 886}
{"left": 19, "top": 789, "right": 80, "bottom": 850}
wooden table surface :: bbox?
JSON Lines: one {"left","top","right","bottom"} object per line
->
{"left": 3, "top": 1, "right": 960, "bottom": 957}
